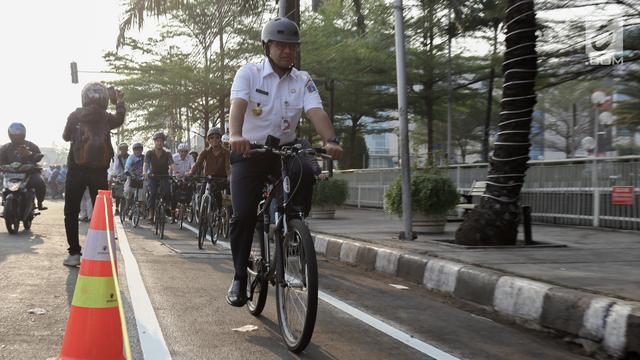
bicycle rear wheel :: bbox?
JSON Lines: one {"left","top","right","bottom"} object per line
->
{"left": 179, "top": 203, "right": 186, "bottom": 230}
{"left": 247, "top": 221, "right": 268, "bottom": 316}
{"left": 275, "top": 219, "right": 318, "bottom": 354}
{"left": 197, "top": 197, "right": 209, "bottom": 250}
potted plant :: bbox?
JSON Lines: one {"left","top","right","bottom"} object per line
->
{"left": 310, "top": 178, "right": 348, "bottom": 219}
{"left": 384, "top": 172, "right": 459, "bottom": 234}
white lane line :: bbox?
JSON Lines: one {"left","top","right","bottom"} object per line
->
{"left": 182, "top": 222, "right": 460, "bottom": 359}
{"left": 116, "top": 221, "right": 172, "bottom": 360}
{"left": 181, "top": 223, "right": 231, "bottom": 250}
{"left": 319, "top": 291, "right": 461, "bottom": 360}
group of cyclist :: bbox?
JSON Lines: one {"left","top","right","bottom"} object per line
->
{"left": 108, "top": 127, "right": 232, "bottom": 228}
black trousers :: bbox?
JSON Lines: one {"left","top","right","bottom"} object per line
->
{"left": 229, "top": 151, "right": 315, "bottom": 281}
{"left": 27, "top": 174, "right": 46, "bottom": 204}
{"left": 64, "top": 168, "right": 108, "bottom": 255}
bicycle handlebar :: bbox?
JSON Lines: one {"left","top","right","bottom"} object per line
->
{"left": 247, "top": 143, "right": 334, "bottom": 177}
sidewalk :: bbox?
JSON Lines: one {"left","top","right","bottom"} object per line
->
{"left": 308, "top": 207, "right": 640, "bottom": 359}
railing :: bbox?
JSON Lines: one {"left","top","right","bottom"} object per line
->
{"left": 335, "top": 156, "right": 640, "bottom": 231}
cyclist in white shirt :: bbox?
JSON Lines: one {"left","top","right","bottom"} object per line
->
{"left": 173, "top": 143, "right": 194, "bottom": 178}
{"left": 225, "top": 17, "right": 342, "bottom": 307}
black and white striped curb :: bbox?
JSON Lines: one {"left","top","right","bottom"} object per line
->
{"left": 312, "top": 233, "right": 640, "bottom": 359}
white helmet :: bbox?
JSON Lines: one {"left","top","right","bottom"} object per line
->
{"left": 221, "top": 134, "right": 230, "bottom": 143}
{"left": 177, "top": 143, "right": 190, "bottom": 151}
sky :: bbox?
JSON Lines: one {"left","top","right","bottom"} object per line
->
{"left": 0, "top": 1, "right": 619, "bottom": 151}
{"left": 0, "top": 0, "right": 134, "bottom": 149}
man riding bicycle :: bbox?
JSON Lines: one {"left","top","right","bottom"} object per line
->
{"left": 172, "top": 143, "right": 194, "bottom": 222}
{"left": 143, "top": 132, "right": 176, "bottom": 223}
{"left": 226, "top": 18, "right": 342, "bottom": 307}
{"left": 124, "top": 143, "right": 146, "bottom": 212}
{"left": 187, "top": 128, "right": 230, "bottom": 207}
{"left": 110, "top": 143, "right": 129, "bottom": 215}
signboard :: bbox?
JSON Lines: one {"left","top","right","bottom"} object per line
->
{"left": 611, "top": 186, "right": 635, "bottom": 205}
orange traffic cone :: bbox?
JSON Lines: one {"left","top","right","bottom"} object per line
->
{"left": 59, "top": 190, "right": 125, "bottom": 360}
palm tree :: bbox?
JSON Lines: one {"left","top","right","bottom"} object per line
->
{"left": 455, "top": 0, "right": 538, "bottom": 246}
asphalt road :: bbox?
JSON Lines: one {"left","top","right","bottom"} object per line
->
{"left": 0, "top": 201, "right": 593, "bottom": 359}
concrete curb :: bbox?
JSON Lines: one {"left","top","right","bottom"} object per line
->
{"left": 312, "top": 232, "right": 640, "bottom": 359}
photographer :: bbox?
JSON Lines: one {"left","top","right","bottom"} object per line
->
{"left": 62, "top": 83, "right": 125, "bottom": 267}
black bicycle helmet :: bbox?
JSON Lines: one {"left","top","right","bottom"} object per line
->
{"left": 261, "top": 18, "right": 300, "bottom": 45}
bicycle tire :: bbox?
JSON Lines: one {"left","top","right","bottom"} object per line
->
{"left": 275, "top": 219, "right": 318, "bottom": 354}
{"left": 159, "top": 203, "right": 166, "bottom": 239}
{"left": 198, "top": 197, "right": 209, "bottom": 250}
{"left": 179, "top": 203, "right": 185, "bottom": 230}
{"left": 247, "top": 221, "right": 269, "bottom": 316}
{"left": 132, "top": 204, "right": 140, "bottom": 228}
{"left": 210, "top": 208, "right": 218, "bottom": 245}
{"left": 119, "top": 198, "right": 126, "bottom": 224}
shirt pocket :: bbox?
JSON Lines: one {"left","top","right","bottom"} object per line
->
{"left": 284, "top": 89, "right": 304, "bottom": 119}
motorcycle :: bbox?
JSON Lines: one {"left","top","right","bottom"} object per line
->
{"left": 0, "top": 154, "right": 45, "bottom": 234}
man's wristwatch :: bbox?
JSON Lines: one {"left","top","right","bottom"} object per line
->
{"left": 326, "top": 136, "right": 341, "bottom": 146}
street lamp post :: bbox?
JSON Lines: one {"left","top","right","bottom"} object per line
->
{"left": 590, "top": 90, "right": 607, "bottom": 227}
{"left": 393, "top": 0, "right": 412, "bottom": 240}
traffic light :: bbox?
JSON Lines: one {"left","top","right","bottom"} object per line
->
{"left": 70, "top": 62, "right": 78, "bottom": 84}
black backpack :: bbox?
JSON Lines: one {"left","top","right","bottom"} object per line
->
{"left": 72, "top": 109, "right": 113, "bottom": 168}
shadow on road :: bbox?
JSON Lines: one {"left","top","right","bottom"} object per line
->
{"left": 0, "top": 230, "right": 44, "bottom": 266}
{"left": 246, "top": 313, "right": 339, "bottom": 360}
{"left": 65, "top": 266, "right": 79, "bottom": 306}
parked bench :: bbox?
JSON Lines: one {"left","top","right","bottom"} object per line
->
{"left": 457, "top": 180, "right": 487, "bottom": 213}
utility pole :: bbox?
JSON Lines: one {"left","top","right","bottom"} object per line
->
{"left": 394, "top": 0, "right": 413, "bottom": 240}
{"left": 446, "top": 7, "right": 453, "bottom": 163}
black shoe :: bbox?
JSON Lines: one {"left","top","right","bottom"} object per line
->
{"left": 37, "top": 203, "right": 48, "bottom": 211}
{"left": 226, "top": 279, "right": 247, "bottom": 307}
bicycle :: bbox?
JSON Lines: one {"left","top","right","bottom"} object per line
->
{"left": 110, "top": 176, "right": 126, "bottom": 222}
{"left": 215, "top": 192, "right": 232, "bottom": 242}
{"left": 174, "top": 177, "right": 194, "bottom": 230}
{"left": 195, "top": 176, "right": 227, "bottom": 250}
{"left": 122, "top": 173, "right": 145, "bottom": 228}
{"left": 245, "top": 140, "right": 333, "bottom": 353}
{"left": 149, "top": 174, "right": 174, "bottom": 239}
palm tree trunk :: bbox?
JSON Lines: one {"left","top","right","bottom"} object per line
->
{"left": 455, "top": 0, "right": 538, "bottom": 246}
{"left": 482, "top": 24, "right": 499, "bottom": 162}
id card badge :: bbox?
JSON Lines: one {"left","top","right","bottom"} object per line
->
{"left": 281, "top": 117, "right": 291, "bottom": 132}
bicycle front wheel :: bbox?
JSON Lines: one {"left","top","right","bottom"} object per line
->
{"left": 159, "top": 203, "right": 166, "bottom": 239}
{"left": 132, "top": 204, "right": 140, "bottom": 228}
{"left": 119, "top": 198, "right": 126, "bottom": 224}
{"left": 275, "top": 219, "right": 318, "bottom": 354}
{"left": 197, "top": 197, "right": 209, "bottom": 250}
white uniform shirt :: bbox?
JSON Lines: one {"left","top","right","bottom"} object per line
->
{"left": 230, "top": 58, "right": 323, "bottom": 145}
{"left": 172, "top": 153, "right": 194, "bottom": 177}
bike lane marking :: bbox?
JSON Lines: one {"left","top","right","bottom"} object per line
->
{"left": 116, "top": 220, "right": 172, "bottom": 360}
{"left": 181, "top": 222, "right": 231, "bottom": 250}
{"left": 319, "top": 290, "right": 461, "bottom": 360}
{"left": 181, "top": 224, "right": 460, "bottom": 359}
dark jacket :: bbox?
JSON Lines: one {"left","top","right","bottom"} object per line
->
{"left": 0, "top": 140, "right": 42, "bottom": 165}
{"left": 63, "top": 102, "right": 125, "bottom": 170}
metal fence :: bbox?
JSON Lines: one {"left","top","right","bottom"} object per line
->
{"left": 335, "top": 156, "right": 640, "bottom": 231}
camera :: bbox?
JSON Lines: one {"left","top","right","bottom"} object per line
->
{"left": 107, "top": 86, "right": 118, "bottom": 105}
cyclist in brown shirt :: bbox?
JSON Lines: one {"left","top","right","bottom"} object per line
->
{"left": 188, "top": 128, "right": 230, "bottom": 205}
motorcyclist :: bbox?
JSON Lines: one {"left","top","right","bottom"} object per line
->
{"left": 0, "top": 123, "right": 47, "bottom": 210}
